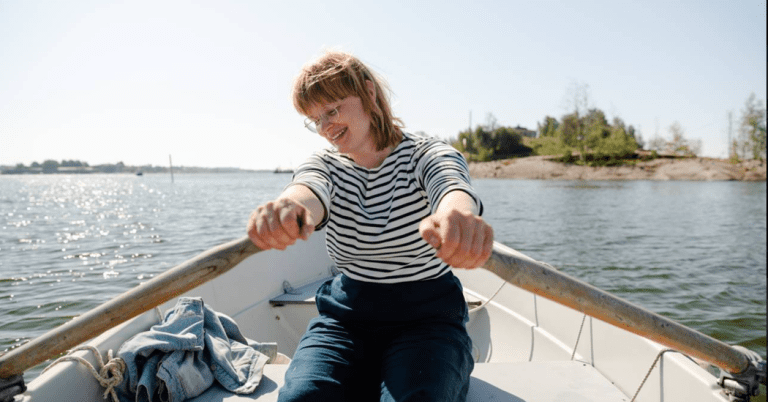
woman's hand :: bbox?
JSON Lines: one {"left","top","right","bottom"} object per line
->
{"left": 247, "top": 197, "right": 317, "bottom": 251}
{"left": 419, "top": 192, "right": 493, "bottom": 269}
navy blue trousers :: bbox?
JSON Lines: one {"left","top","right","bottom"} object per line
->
{"left": 277, "top": 273, "right": 474, "bottom": 402}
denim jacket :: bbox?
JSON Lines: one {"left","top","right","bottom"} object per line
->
{"left": 116, "top": 297, "right": 271, "bottom": 402}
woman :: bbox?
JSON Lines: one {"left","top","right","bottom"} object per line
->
{"left": 247, "top": 50, "right": 493, "bottom": 402}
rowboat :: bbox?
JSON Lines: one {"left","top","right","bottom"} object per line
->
{"left": 1, "top": 232, "right": 764, "bottom": 401}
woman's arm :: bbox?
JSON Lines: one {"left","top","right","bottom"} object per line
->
{"left": 246, "top": 184, "right": 325, "bottom": 250}
{"left": 419, "top": 190, "right": 493, "bottom": 269}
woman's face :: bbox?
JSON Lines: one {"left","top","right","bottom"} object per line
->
{"left": 306, "top": 95, "right": 375, "bottom": 158}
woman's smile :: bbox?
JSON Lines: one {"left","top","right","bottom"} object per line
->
{"left": 328, "top": 127, "right": 347, "bottom": 143}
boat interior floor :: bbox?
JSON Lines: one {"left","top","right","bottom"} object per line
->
{"left": 188, "top": 360, "right": 629, "bottom": 402}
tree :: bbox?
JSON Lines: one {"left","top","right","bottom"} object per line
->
{"left": 561, "top": 82, "right": 591, "bottom": 162}
{"left": 647, "top": 136, "right": 666, "bottom": 152}
{"left": 739, "top": 93, "right": 766, "bottom": 160}
{"left": 537, "top": 116, "right": 559, "bottom": 137}
{"left": 668, "top": 122, "right": 701, "bottom": 157}
{"left": 668, "top": 122, "right": 688, "bottom": 155}
{"left": 493, "top": 127, "right": 528, "bottom": 158}
{"left": 42, "top": 160, "right": 59, "bottom": 173}
{"left": 583, "top": 108, "right": 610, "bottom": 151}
{"left": 558, "top": 113, "right": 581, "bottom": 147}
{"left": 451, "top": 123, "right": 533, "bottom": 161}
{"left": 562, "top": 81, "right": 591, "bottom": 118}
{"left": 592, "top": 126, "right": 638, "bottom": 162}
{"left": 484, "top": 113, "right": 499, "bottom": 131}
{"left": 648, "top": 122, "right": 700, "bottom": 157}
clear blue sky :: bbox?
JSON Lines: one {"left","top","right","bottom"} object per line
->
{"left": 1, "top": 0, "right": 765, "bottom": 170}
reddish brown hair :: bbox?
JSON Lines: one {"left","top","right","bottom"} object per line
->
{"left": 292, "top": 50, "right": 403, "bottom": 150}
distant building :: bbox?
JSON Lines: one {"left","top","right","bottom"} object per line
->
{"left": 514, "top": 125, "right": 537, "bottom": 138}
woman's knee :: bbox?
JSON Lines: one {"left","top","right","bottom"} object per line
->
{"left": 278, "top": 377, "right": 343, "bottom": 402}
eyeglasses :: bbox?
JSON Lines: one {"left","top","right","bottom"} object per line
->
{"left": 304, "top": 106, "right": 340, "bottom": 133}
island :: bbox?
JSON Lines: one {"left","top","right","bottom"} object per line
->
{"left": 468, "top": 156, "right": 766, "bottom": 181}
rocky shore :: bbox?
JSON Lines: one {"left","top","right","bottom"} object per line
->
{"left": 468, "top": 156, "right": 766, "bottom": 181}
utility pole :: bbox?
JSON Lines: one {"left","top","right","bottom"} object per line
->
{"left": 169, "top": 155, "right": 174, "bottom": 183}
{"left": 727, "top": 111, "right": 733, "bottom": 158}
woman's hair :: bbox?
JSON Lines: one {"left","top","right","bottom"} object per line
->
{"left": 292, "top": 50, "right": 404, "bottom": 150}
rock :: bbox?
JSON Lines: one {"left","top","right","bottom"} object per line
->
{"left": 468, "top": 156, "right": 766, "bottom": 181}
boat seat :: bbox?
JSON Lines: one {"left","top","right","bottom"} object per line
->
{"left": 187, "top": 361, "right": 629, "bottom": 401}
{"left": 268, "top": 277, "right": 329, "bottom": 306}
{"left": 268, "top": 276, "right": 483, "bottom": 308}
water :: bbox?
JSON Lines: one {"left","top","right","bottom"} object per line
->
{"left": 1, "top": 174, "right": 765, "bottom": 383}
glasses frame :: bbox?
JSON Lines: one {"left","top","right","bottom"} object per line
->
{"left": 304, "top": 105, "right": 341, "bottom": 133}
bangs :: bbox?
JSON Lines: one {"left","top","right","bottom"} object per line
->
{"left": 293, "top": 57, "right": 365, "bottom": 117}
{"left": 294, "top": 75, "right": 357, "bottom": 117}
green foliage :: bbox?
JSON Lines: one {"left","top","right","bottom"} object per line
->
{"left": 592, "top": 126, "right": 638, "bottom": 159}
{"left": 557, "top": 113, "right": 581, "bottom": 147}
{"left": 739, "top": 93, "right": 766, "bottom": 161}
{"left": 452, "top": 102, "right": 646, "bottom": 165}
{"left": 42, "top": 160, "right": 59, "bottom": 173}
{"left": 528, "top": 136, "right": 572, "bottom": 156}
{"left": 452, "top": 107, "right": 641, "bottom": 165}
{"left": 529, "top": 108, "right": 640, "bottom": 165}
{"left": 452, "top": 125, "right": 533, "bottom": 162}
{"left": 537, "top": 116, "right": 559, "bottom": 137}
{"left": 60, "top": 160, "right": 89, "bottom": 167}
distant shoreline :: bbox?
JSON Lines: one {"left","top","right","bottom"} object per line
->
{"left": 5, "top": 158, "right": 765, "bottom": 181}
{"left": 0, "top": 166, "right": 268, "bottom": 175}
{"left": 468, "top": 156, "right": 766, "bottom": 181}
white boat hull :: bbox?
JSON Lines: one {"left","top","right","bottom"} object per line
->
{"left": 18, "top": 232, "right": 728, "bottom": 401}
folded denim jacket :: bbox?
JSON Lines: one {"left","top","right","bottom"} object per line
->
{"left": 115, "top": 297, "right": 272, "bottom": 402}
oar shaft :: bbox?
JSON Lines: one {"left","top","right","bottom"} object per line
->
{"left": 483, "top": 243, "right": 750, "bottom": 375}
{"left": 0, "top": 236, "right": 260, "bottom": 379}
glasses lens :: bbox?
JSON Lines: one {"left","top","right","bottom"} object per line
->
{"left": 304, "top": 119, "right": 318, "bottom": 133}
{"left": 304, "top": 105, "right": 339, "bottom": 133}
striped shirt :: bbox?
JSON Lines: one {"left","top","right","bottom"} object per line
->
{"left": 286, "top": 132, "right": 483, "bottom": 284}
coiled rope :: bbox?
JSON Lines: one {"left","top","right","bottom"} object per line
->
{"left": 42, "top": 345, "right": 126, "bottom": 402}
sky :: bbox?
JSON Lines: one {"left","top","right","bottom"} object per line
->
{"left": 1, "top": 0, "right": 766, "bottom": 170}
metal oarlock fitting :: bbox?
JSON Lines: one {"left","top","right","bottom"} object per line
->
{"left": 0, "top": 374, "right": 26, "bottom": 402}
{"left": 718, "top": 346, "right": 766, "bottom": 402}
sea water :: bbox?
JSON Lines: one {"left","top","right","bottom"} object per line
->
{"left": 1, "top": 174, "right": 765, "bottom": 382}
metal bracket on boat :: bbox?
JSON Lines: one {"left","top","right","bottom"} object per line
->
{"left": 282, "top": 280, "right": 299, "bottom": 295}
{"left": 0, "top": 374, "right": 26, "bottom": 402}
{"left": 718, "top": 346, "right": 766, "bottom": 401}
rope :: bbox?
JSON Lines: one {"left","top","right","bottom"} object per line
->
{"left": 630, "top": 348, "right": 677, "bottom": 402}
{"left": 42, "top": 345, "right": 126, "bottom": 402}
{"left": 468, "top": 280, "right": 506, "bottom": 314}
{"left": 570, "top": 314, "right": 587, "bottom": 360}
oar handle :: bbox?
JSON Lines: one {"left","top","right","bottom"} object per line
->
{"left": 482, "top": 242, "right": 752, "bottom": 375}
{"left": 0, "top": 236, "right": 261, "bottom": 379}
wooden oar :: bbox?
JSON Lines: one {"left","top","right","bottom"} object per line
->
{"left": 483, "top": 242, "right": 752, "bottom": 375}
{"left": 0, "top": 236, "right": 261, "bottom": 379}
{"left": 0, "top": 237, "right": 754, "bottom": 382}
